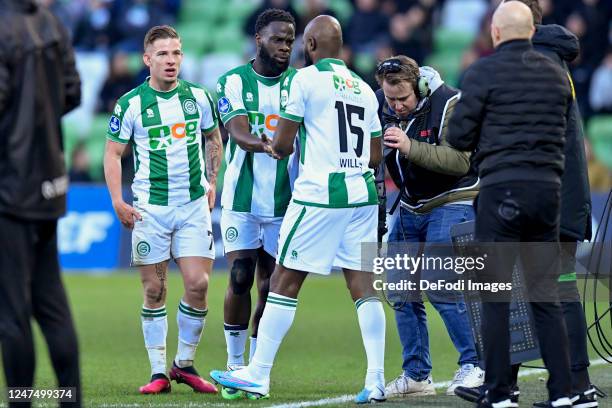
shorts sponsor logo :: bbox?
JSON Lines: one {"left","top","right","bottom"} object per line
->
{"left": 109, "top": 116, "right": 120, "bottom": 133}
{"left": 183, "top": 98, "right": 197, "bottom": 115}
{"left": 218, "top": 97, "right": 231, "bottom": 114}
{"left": 136, "top": 241, "right": 151, "bottom": 256}
{"left": 225, "top": 227, "right": 238, "bottom": 243}
{"left": 291, "top": 250, "right": 298, "bottom": 260}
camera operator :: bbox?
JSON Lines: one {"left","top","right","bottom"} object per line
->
{"left": 375, "top": 56, "right": 482, "bottom": 398}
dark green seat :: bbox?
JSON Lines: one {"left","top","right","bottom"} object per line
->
{"left": 587, "top": 115, "right": 612, "bottom": 169}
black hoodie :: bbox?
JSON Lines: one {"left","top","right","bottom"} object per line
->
{"left": 0, "top": 0, "right": 81, "bottom": 220}
{"left": 533, "top": 24, "right": 592, "bottom": 241}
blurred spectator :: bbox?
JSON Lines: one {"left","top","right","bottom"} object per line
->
{"left": 345, "top": 0, "right": 389, "bottom": 54}
{"left": 97, "top": 52, "right": 137, "bottom": 113}
{"left": 298, "top": 0, "right": 335, "bottom": 33}
{"left": 69, "top": 142, "right": 93, "bottom": 183}
{"left": 440, "top": 0, "right": 487, "bottom": 34}
{"left": 388, "top": 4, "right": 433, "bottom": 64}
{"left": 110, "top": 0, "right": 167, "bottom": 52}
{"left": 574, "top": 0, "right": 611, "bottom": 69}
{"left": 158, "top": 0, "right": 181, "bottom": 19}
{"left": 589, "top": 47, "right": 612, "bottom": 114}
{"left": 41, "top": 0, "right": 97, "bottom": 36}
{"left": 244, "top": 0, "right": 299, "bottom": 36}
{"left": 73, "top": 0, "right": 113, "bottom": 51}
{"left": 381, "top": 0, "right": 437, "bottom": 15}
{"left": 458, "top": 2, "right": 495, "bottom": 79}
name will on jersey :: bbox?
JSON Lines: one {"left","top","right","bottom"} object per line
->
{"left": 339, "top": 158, "right": 363, "bottom": 169}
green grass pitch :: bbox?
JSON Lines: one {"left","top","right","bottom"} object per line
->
{"left": 0, "top": 271, "right": 610, "bottom": 407}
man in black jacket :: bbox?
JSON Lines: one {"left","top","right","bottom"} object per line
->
{"left": 454, "top": 1, "right": 600, "bottom": 406}
{"left": 447, "top": 2, "right": 573, "bottom": 408}
{"left": 0, "top": 1, "right": 81, "bottom": 406}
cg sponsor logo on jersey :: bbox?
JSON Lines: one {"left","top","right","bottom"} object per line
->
{"left": 218, "top": 97, "right": 232, "bottom": 114}
{"left": 333, "top": 74, "right": 361, "bottom": 95}
{"left": 147, "top": 119, "right": 199, "bottom": 150}
{"left": 248, "top": 111, "right": 279, "bottom": 137}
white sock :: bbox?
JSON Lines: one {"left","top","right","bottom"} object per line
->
{"left": 247, "top": 293, "right": 297, "bottom": 381}
{"left": 249, "top": 336, "right": 257, "bottom": 363}
{"left": 355, "top": 297, "right": 385, "bottom": 388}
{"left": 175, "top": 300, "right": 207, "bottom": 368}
{"left": 223, "top": 323, "right": 248, "bottom": 368}
{"left": 141, "top": 305, "right": 167, "bottom": 376}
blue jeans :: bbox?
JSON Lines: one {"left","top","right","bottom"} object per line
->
{"left": 389, "top": 204, "right": 479, "bottom": 381}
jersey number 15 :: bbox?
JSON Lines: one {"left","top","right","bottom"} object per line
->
{"left": 335, "top": 101, "right": 364, "bottom": 158}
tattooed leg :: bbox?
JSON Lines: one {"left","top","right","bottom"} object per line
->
{"left": 140, "top": 260, "right": 169, "bottom": 308}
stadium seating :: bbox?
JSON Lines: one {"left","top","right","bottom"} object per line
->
{"left": 425, "top": 28, "right": 475, "bottom": 88}
{"left": 587, "top": 115, "right": 612, "bottom": 169}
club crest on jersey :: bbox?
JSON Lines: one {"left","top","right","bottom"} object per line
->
{"left": 109, "top": 116, "right": 120, "bottom": 133}
{"left": 246, "top": 92, "right": 254, "bottom": 102}
{"left": 218, "top": 97, "right": 231, "bottom": 114}
{"left": 136, "top": 241, "right": 151, "bottom": 256}
{"left": 182, "top": 98, "right": 197, "bottom": 115}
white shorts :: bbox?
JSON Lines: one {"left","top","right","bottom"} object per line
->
{"left": 132, "top": 197, "right": 215, "bottom": 266}
{"left": 220, "top": 209, "right": 282, "bottom": 257}
{"left": 277, "top": 201, "right": 377, "bottom": 274}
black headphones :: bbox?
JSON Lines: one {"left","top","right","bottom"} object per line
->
{"left": 377, "top": 58, "right": 430, "bottom": 98}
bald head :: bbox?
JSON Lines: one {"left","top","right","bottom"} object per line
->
{"left": 303, "top": 15, "right": 343, "bottom": 65}
{"left": 491, "top": 1, "right": 535, "bottom": 48}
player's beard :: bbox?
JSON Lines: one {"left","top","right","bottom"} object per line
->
{"left": 258, "top": 45, "right": 288, "bottom": 76}
{"left": 304, "top": 50, "right": 313, "bottom": 67}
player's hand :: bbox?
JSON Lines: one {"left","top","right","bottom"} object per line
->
{"left": 261, "top": 134, "right": 282, "bottom": 159}
{"left": 383, "top": 127, "right": 411, "bottom": 156}
{"left": 112, "top": 200, "right": 142, "bottom": 229}
{"left": 207, "top": 184, "right": 216, "bottom": 211}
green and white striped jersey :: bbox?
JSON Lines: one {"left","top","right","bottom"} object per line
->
{"left": 280, "top": 58, "right": 382, "bottom": 208}
{"left": 106, "top": 78, "right": 218, "bottom": 206}
{"left": 217, "top": 62, "right": 296, "bottom": 217}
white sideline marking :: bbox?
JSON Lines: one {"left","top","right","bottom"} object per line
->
{"left": 266, "top": 359, "right": 608, "bottom": 408}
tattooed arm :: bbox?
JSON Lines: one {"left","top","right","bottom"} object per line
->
{"left": 203, "top": 128, "right": 223, "bottom": 210}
